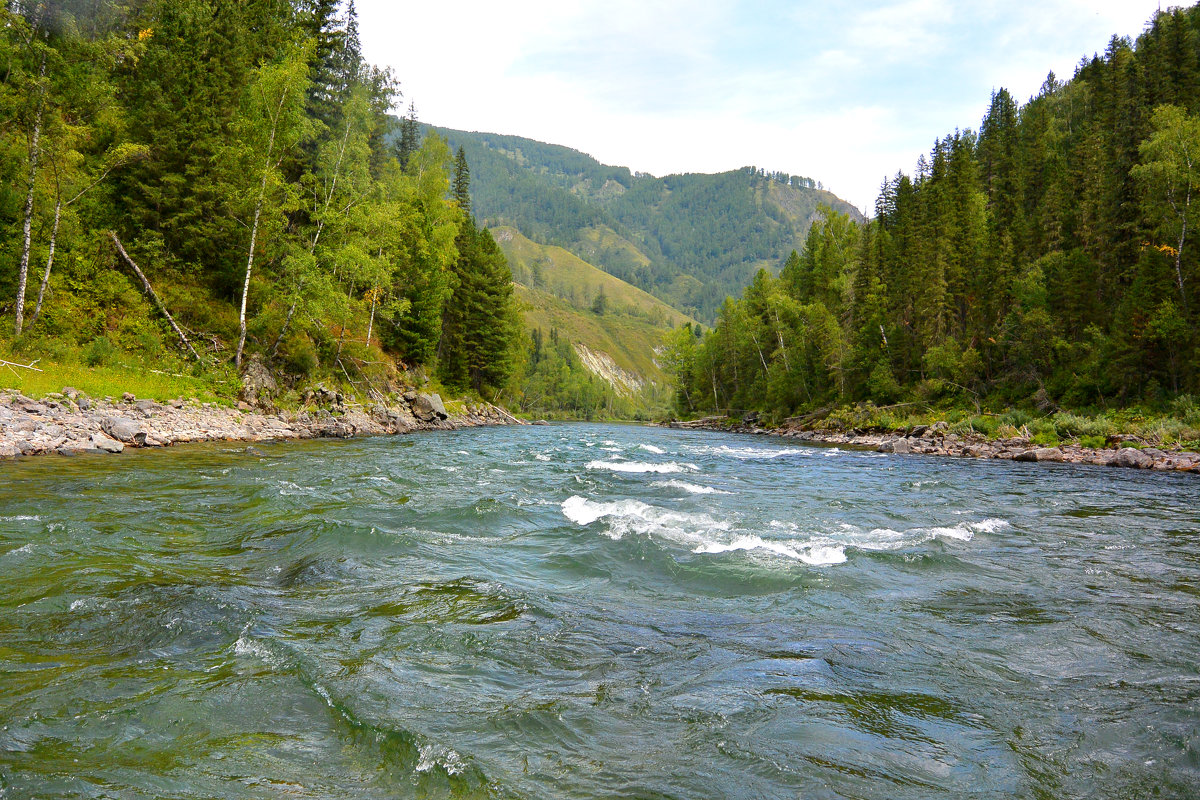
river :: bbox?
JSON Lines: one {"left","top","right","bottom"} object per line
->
{"left": 1, "top": 423, "right": 1198, "bottom": 798}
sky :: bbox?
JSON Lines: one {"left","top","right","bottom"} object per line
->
{"left": 356, "top": 0, "right": 1167, "bottom": 213}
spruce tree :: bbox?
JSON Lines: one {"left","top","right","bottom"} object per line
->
{"left": 397, "top": 101, "right": 420, "bottom": 170}
{"left": 452, "top": 146, "right": 471, "bottom": 215}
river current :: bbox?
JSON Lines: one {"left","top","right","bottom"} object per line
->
{"left": 1, "top": 423, "right": 1198, "bottom": 799}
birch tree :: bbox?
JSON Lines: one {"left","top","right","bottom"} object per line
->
{"left": 1133, "top": 104, "right": 1200, "bottom": 311}
{"left": 222, "top": 46, "right": 311, "bottom": 368}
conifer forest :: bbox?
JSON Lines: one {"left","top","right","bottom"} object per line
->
{"left": 664, "top": 6, "right": 1200, "bottom": 421}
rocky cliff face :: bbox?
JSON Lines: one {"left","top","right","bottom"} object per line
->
{"left": 573, "top": 343, "right": 645, "bottom": 397}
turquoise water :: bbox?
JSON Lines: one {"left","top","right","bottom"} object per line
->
{"left": 1, "top": 423, "right": 1198, "bottom": 798}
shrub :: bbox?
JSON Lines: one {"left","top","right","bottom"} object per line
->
{"left": 281, "top": 334, "right": 318, "bottom": 377}
{"left": 1031, "top": 430, "right": 1060, "bottom": 447}
{"left": 84, "top": 336, "right": 116, "bottom": 367}
{"left": 1079, "top": 434, "right": 1107, "bottom": 450}
{"left": 967, "top": 415, "right": 999, "bottom": 437}
{"left": 1000, "top": 408, "right": 1033, "bottom": 429}
{"left": 1052, "top": 412, "right": 1114, "bottom": 439}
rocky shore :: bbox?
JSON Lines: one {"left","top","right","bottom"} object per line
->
{"left": 666, "top": 416, "right": 1200, "bottom": 473}
{"left": 0, "top": 386, "right": 522, "bottom": 460}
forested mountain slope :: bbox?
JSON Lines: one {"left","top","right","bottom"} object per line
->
{"left": 426, "top": 125, "right": 863, "bottom": 322}
{"left": 665, "top": 4, "right": 1200, "bottom": 426}
{"left": 495, "top": 225, "right": 692, "bottom": 392}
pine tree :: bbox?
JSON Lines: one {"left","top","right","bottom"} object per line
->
{"left": 451, "top": 145, "right": 471, "bottom": 215}
{"left": 397, "top": 101, "right": 420, "bottom": 170}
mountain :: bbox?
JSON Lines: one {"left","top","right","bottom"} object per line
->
{"left": 426, "top": 126, "right": 864, "bottom": 322}
{"left": 494, "top": 226, "right": 693, "bottom": 397}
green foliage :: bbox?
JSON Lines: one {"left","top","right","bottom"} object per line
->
{"left": 664, "top": 6, "right": 1200, "bottom": 425}
{"left": 505, "top": 327, "right": 637, "bottom": 419}
{"left": 0, "top": 1, "right": 526, "bottom": 406}
{"left": 429, "top": 126, "right": 863, "bottom": 322}
{"left": 84, "top": 335, "right": 116, "bottom": 367}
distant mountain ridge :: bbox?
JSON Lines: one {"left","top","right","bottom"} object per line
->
{"left": 425, "top": 125, "right": 864, "bottom": 322}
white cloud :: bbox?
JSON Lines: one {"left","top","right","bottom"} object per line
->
{"left": 357, "top": 0, "right": 1166, "bottom": 210}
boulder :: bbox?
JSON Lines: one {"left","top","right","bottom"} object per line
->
{"left": 411, "top": 392, "right": 448, "bottom": 422}
{"left": 122, "top": 392, "right": 136, "bottom": 403}
{"left": 1013, "top": 449, "right": 1039, "bottom": 462}
{"left": 891, "top": 438, "right": 912, "bottom": 454}
{"left": 90, "top": 433, "right": 124, "bottom": 453}
{"left": 102, "top": 416, "right": 147, "bottom": 446}
{"left": 0, "top": 442, "right": 20, "bottom": 459}
{"left": 1033, "top": 447, "right": 1065, "bottom": 462}
{"left": 240, "top": 354, "right": 278, "bottom": 407}
{"left": 1112, "top": 447, "right": 1153, "bottom": 469}
{"left": 134, "top": 399, "right": 159, "bottom": 414}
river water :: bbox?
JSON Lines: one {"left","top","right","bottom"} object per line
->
{"left": 1, "top": 423, "right": 1198, "bottom": 799}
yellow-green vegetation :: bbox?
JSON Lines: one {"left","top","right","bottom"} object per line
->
{"left": 806, "top": 399, "right": 1200, "bottom": 450}
{"left": 0, "top": 346, "right": 236, "bottom": 403}
{"left": 495, "top": 226, "right": 693, "bottom": 386}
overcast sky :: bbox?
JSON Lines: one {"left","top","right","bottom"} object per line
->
{"left": 357, "top": 0, "right": 1165, "bottom": 213}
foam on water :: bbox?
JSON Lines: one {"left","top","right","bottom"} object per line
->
{"left": 3, "top": 543, "right": 34, "bottom": 556}
{"left": 562, "top": 496, "right": 731, "bottom": 545}
{"left": 0, "top": 515, "right": 40, "bottom": 522}
{"left": 654, "top": 479, "right": 731, "bottom": 495}
{"left": 694, "top": 536, "right": 848, "bottom": 565}
{"left": 639, "top": 444, "right": 666, "bottom": 455}
{"left": 586, "top": 460, "right": 696, "bottom": 474}
{"left": 837, "top": 518, "right": 1010, "bottom": 551}
{"left": 685, "top": 444, "right": 812, "bottom": 461}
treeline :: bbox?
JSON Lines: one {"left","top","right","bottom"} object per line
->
{"left": 666, "top": 5, "right": 1200, "bottom": 417}
{"left": 1, "top": 0, "right": 517, "bottom": 395}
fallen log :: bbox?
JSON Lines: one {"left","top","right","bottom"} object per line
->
{"left": 109, "top": 232, "right": 202, "bottom": 363}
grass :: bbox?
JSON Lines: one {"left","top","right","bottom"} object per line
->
{"left": 805, "top": 400, "right": 1200, "bottom": 450}
{"left": 0, "top": 343, "right": 238, "bottom": 404}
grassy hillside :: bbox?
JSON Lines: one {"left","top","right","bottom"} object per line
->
{"left": 493, "top": 226, "right": 693, "bottom": 390}
{"left": 428, "top": 125, "right": 863, "bottom": 322}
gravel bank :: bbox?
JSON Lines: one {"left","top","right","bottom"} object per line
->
{"left": 665, "top": 416, "right": 1200, "bottom": 473}
{"left": 0, "top": 387, "right": 521, "bottom": 460}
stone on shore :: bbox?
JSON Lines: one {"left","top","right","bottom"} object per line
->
{"left": 411, "top": 392, "right": 448, "bottom": 422}
{"left": 102, "top": 417, "right": 147, "bottom": 445}
{"left": 90, "top": 433, "right": 124, "bottom": 453}
{"left": 1112, "top": 447, "right": 1153, "bottom": 469}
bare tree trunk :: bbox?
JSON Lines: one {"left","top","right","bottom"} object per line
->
{"left": 110, "top": 232, "right": 202, "bottom": 362}
{"left": 29, "top": 193, "right": 60, "bottom": 326}
{"left": 236, "top": 196, "right": 264, "bottom": 369}
{"left": 269, "top": 114, "right": 356, "bottom": 358}
{"left": 366, "top": 286, "right": 377, "bottom": 344}
{"left": 749, "top": 330, "right": 769, "bottom": 376}
{"left": 31, "top": 152, "right": 143, "bottom": 329}
{"left": 236, "top": 89, "right": 288, "bottom": 369}
{"left": 772, "top": 308, "right": 791, "bottom": 372}
{"left": 14, "top": 55, "right": 46, "bottom": 336}
{"left": 1175, "top": 181, "right": 1189, "bottom": 310}
{"left": 269, "top": 299, "right": 298, "bottom": 357}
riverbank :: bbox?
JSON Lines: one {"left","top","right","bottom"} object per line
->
{"left": 664, "top": 416, "right": 1200, "bottom": 473}
{"left": 0, "top": 387, "right": 521, "bottom": 459}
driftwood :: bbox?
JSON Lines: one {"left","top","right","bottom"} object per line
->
{"left": 109, "top": 232, "right": 202, "bottom": 363}
{"left": 0, "top": 358, "right": 42, "bottom": 373}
